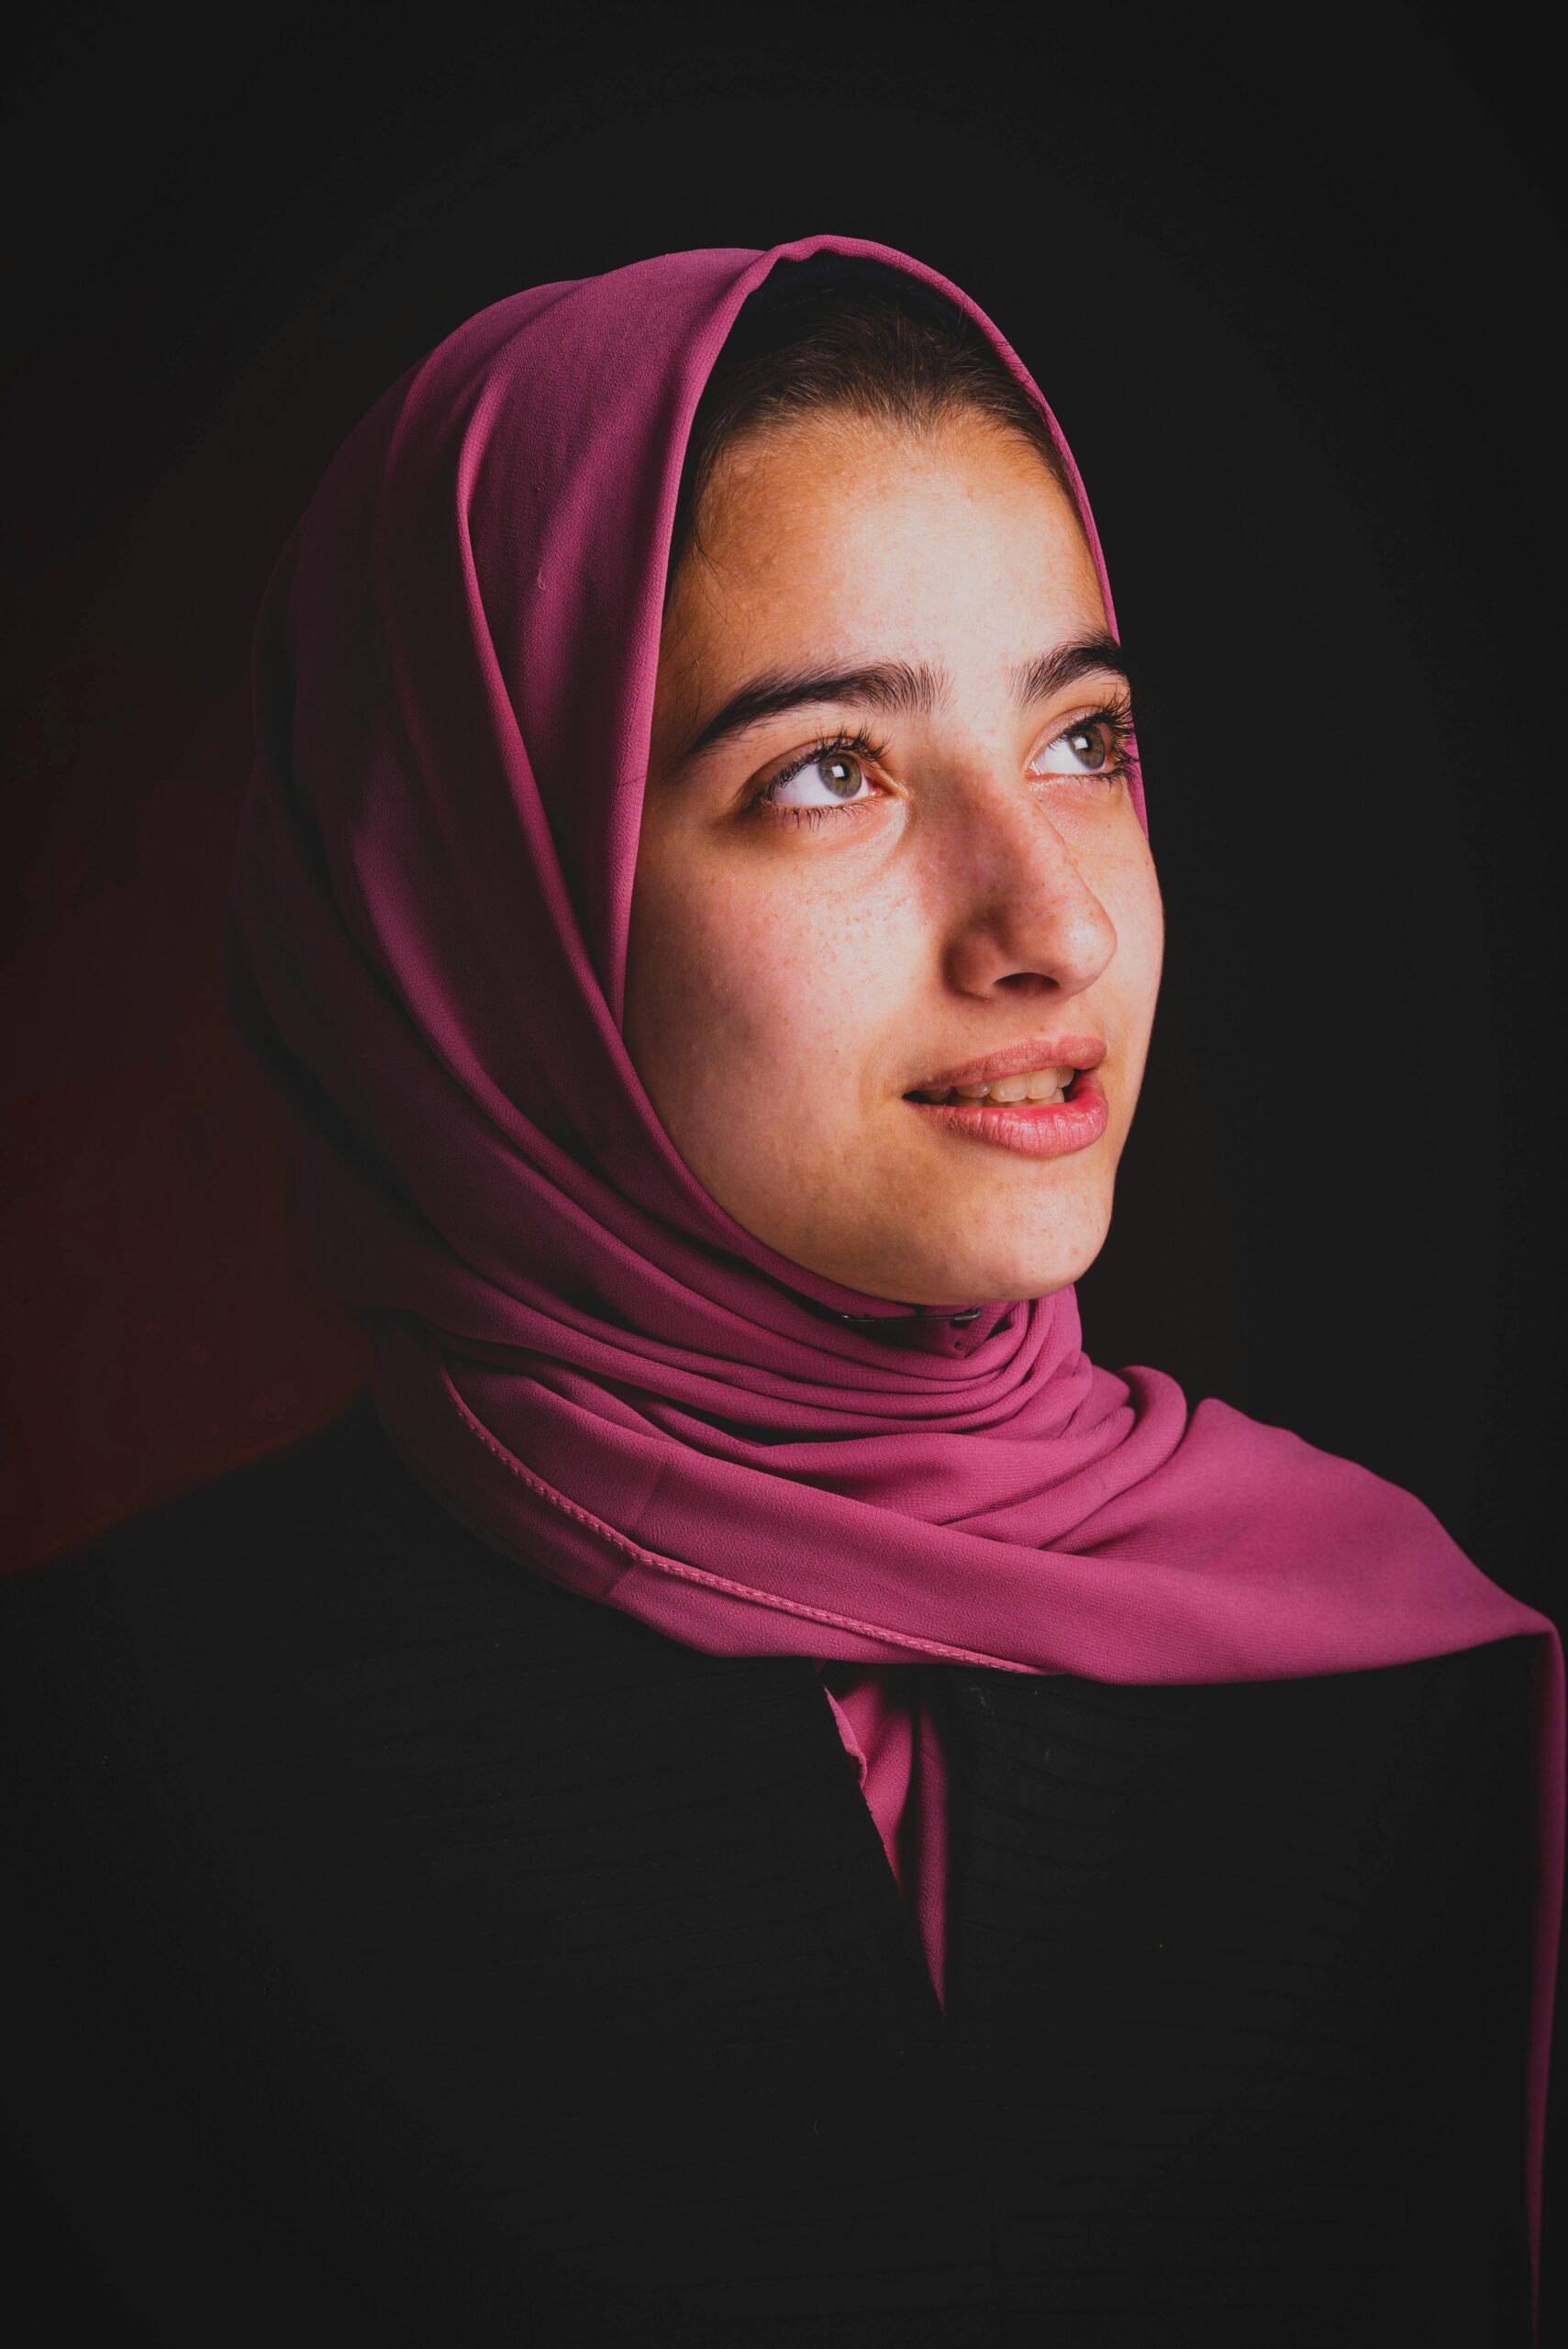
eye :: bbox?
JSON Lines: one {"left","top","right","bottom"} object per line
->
{"left": 1031, "top": 713, "right": 1125, "bottom": 777}
{"left": 754, "top": 731, "right": 888, "bottom": 817}
{"left": 765, "top": 746, "right": 876, "bottom": 808}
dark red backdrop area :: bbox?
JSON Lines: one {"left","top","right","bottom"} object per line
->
{"left": 4, "top": 551, "right": 370, "bottom": 1567}
{"left": 2, "top": 11, "right": 1561, "bottom": 1598}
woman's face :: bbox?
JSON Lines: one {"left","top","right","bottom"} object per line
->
{"left": 627, "top": 409, "right": 1163, "bottom": 1308}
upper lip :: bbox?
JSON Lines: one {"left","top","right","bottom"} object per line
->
{"left": 906, "top": 1033, "right": 1107, "bottom": 1093}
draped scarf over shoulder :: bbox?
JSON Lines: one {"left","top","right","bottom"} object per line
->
{"left": 224, "top": 232, "right": 1562, "bottom": 2302}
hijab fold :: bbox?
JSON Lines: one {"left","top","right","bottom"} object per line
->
{"left": 225, "top": 232, "right": 1562, "bottom": 2314}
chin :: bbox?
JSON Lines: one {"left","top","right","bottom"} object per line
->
{"left": 877, "top": 1189, "right": 1114, "bottom": 1308}
{"left": 943, "top": 1193, "right": 1112, "bottom": 1306}
{"left": 923, "top": 1258, "right": 1092, "bottom": 1309}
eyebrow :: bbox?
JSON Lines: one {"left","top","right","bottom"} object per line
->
{"left": 673, "top": 631, "right": 1130, "bottom": 768}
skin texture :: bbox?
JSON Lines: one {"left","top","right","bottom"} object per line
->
{"left": 626, "top": 410, "right": 1164, "bottom": 1307}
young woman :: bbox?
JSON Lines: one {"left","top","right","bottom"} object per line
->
{"left": 5, "top": 234, "right": 1561, "bottom": 2346}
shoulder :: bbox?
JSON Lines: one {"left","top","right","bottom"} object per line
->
{"left": 0, "top": 1399, "right": 805, "bottom": 2339}
{"left": 6, "top": 1389, "right": 493, "bottom": 1637}
{"left": 5, "top": 1394, "right": 395, "bottom": 1649}
{"left": 3, "top": 1391, "right": 653, "bottom": 1734}
{"left": 940, "top": 1638, "right": 1536, "bottom": 1985}
{"left": 1, "top": 1391, "right": 687, "bottom": 1985}
{"left": 947, "top": 1631, "right": 1534, "bottom": 1784}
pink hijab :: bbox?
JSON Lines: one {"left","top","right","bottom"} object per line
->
{"left": 225, "top": 231, "right": 1562, "bottom": 2307}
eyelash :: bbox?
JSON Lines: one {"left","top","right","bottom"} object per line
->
{"left": 751, "top": 728, "right": 895, "bottom": 831}
{"left": 749, "top": 696, "right": 1140, "bottom": 832}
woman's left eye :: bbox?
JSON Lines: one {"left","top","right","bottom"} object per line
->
{"left": 1031, "top": 716, "right": 1123, "bottom": 777}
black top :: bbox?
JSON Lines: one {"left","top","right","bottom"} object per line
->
{"left": 1, "top": 1393, "right": 1538, "bottom": 2345}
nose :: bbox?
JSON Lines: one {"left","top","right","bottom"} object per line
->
{"left": 936, "top": 784, "right": 1118, "bottom": 1003}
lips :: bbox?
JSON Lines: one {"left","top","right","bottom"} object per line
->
{"left": 903, "top": 1065, "right": 1111, "bottom": 1160}
{"left": 903, "top": 1033, "right": 1107, "bottom": 1097}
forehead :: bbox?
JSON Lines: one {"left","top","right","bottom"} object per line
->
{"left": 662, "top": 411, "right": 1105, "bottom": 687}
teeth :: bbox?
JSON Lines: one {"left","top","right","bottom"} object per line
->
{"left": 911, "top": 1065, "right": 1076, "bottom": 1106}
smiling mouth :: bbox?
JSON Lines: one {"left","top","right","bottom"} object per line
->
{"left": 899, "top": 1062, "right": 1109, "bottom": 1158}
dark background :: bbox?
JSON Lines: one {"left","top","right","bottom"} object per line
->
{"left": 0, "top": 1, "right": 1561, "bottom": 2324}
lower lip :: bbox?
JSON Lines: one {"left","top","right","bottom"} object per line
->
{"left": 904, "top": 1069, "right": 1110, "bottom": 1158}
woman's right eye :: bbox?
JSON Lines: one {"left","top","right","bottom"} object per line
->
{"left": 748, "top": 728, "right": 892, "bottom": 827}
{"left": 760, "top": 745, "right": 880, "bottom": 811}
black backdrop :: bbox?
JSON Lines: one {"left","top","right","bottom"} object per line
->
{"left": 2, "top": 0, "right": 1561, "bottom": 2300}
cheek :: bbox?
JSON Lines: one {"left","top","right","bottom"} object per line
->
{"left": 1099, "top": 828, "right": 1164, "bottom": 1013}
{"left": 639, "top": 849, "right": 917, "bottom": 1098}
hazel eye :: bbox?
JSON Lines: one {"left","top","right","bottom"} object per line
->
{"left": 1033, "top": 718, "right": 1118, "bottom": 776}
{"left": 763, "top": 748, "right": 877, "bottom": 808}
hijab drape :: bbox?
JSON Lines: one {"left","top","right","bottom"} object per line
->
{"left": 224, "top": 231, "right": 1562, "bottom": 2310}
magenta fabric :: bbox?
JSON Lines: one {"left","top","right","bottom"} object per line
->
{"left": 225, "top": 231, "right": 1562, "bottom": 2313}
{"left": 818, "top": 1661, "right": 950, "bottom": 2007}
